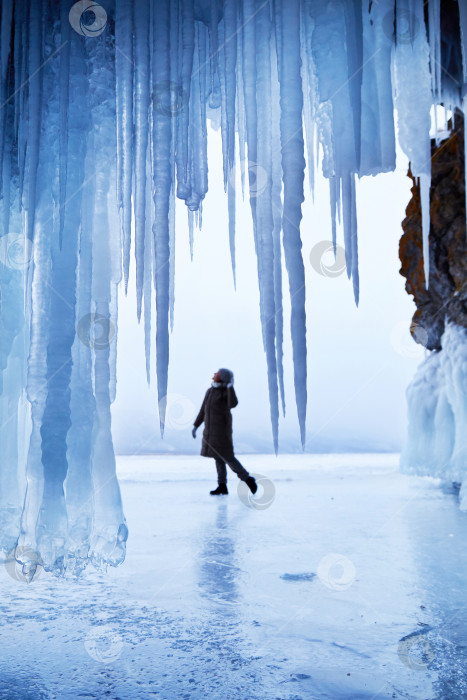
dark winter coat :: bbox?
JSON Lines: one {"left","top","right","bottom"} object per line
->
{"left": 194, "top": 384, "right": 238, "bottom": 461}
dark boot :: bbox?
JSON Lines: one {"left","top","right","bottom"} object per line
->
{"left": 245, "top": 476, "right": 257, "bottom": 494}
{"left": 210, "top": 484, "right": 228, "bottom": 495}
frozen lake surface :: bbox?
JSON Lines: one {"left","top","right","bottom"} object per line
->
{"left": 1, "top": 454, "right": 467, "bottom": 699}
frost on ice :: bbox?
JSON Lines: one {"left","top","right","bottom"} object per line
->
{"left": 0, "top": 0, "right": 466, "bottom": 573}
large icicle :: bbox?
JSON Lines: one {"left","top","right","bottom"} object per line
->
{"left": 274, "top": 0, "right": 307, "bottom": 447}
{"left": 35, "top": 25, "right": 85, "bottom": 573}
{"left": 219, "top": 0, "right": 238, "bottom": 283}
{"left": 393, "top": 0, "right": 433, "bottom": 287}
{"left": 152, "top": 0, "right": 173, "bottom": 435}
{"left": 87, "top": 32, "right": 127, "bottom": 569}
{"left": 255, "top": 1, "right": 279, "bottom": 452}
{"left": 308, "top": 0, "right": 360, "bottom": 303}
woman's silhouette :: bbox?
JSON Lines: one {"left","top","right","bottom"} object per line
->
{"left": 192, "top": 369, "right": 258, "bottom": 496}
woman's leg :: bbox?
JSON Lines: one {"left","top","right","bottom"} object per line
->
{"left": 226, "top": 457, "right": 250, "bottom": 482}
{"left": 215, "top": 458, "right": 227, "bottom": 485}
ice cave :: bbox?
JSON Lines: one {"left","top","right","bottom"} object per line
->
{"left": 1, "top": 0, "right": 467, "bottom": 697}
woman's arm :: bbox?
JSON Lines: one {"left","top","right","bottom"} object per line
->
{"left": 226, "top": 385, "right": 238, "bottom": 409}
{"left": 194, "top": 390, "right": 209, "bottom": 428}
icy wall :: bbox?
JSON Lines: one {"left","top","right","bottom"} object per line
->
{"left": 399, "top": 110, "right": 467, "bottom": 504}
{"left": 400, "top": 322, "right": 467, "bottom": 507}
{"left": 0, "top": 0, "right": 466, "bottom": 573}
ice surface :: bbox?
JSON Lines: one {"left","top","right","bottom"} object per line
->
{"left": 0, "top": 1, "right": 465, "bottom": 572}
{"left": 1, "top": 454, "right": 467, "bottom": 698}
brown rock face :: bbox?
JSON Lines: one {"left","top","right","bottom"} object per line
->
{"left": 399, "top": 110, "right": 467, "bottom": 351}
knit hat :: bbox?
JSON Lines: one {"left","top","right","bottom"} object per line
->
{"left": 218, "top": 368, "right": 234, "bottom": 384}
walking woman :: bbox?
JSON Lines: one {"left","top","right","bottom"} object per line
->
{"left": 192, "top": 369, "right": 258, "bottom": 496}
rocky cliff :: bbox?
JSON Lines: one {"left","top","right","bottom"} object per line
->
{"left": 399, "top": 110, "right": 467, "bottom": 351}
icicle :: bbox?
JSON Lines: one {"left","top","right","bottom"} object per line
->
{"left": 175, "top": 0, "right": 194, "bottom": 200}
{"left": 208, "top": 0, "right": 221, "bottom": 109}
{"left": 58, "top": 3, "right": 70, "bottom": 247}
{"left": 236, "top": 12, "right": 246, "bottom": 197}
{"left": 90, "top": 298, "right": 127, "bottom": 568}
{"left": 134, "top": 0, "right": 150, "bottom": 320}
{"left": 18, "top": 197, "right": 53, "bottom": 572}
{"left": 88, "top": 25, "right": 127, "bottom": 566}
{"left": 36, "top": 20, "right": 97, "bottom": 571}
{"left": 15, "top": 3, "right": 27, "bottom": 206}
{"left": 143, "top": 158, "right": 153, "bottom": 385}
{"left": 275, "top": 0, "right": 307, "bottom": 447}
{"left": 26, "top": 1, "right": 43, "bottom": 241}
{"left": 329, "top": 177, "right": 337, "bottom": 255}
{"left": 168, "top": 3, "right": 179, "bottom": 335}
{"left": 350, "top": 174, "right": 359, "bottom": 306}
{"left": 341, "top": 174, "right": 353, "bottom": 280}
{"left": 218, "top": 39, "right": 229, "bottom": 190}
{"left": 65, "top": 178, "right": 94, "bottom": 575}
{"left": 115, "top": 0, "right": 134, "bottom": 293}
{"left": 218, "top": 0, "right": 237, "bottom": 206}
{"left": 223, "top": 0, "right": 237, "bottom": 174}
{"left": 255, "top": 0, "right": 279, "bottom": 452}
{"left": 0, "top": 0, "right": 14, "bottom": 197}
{"left": 271, "top": 34, "right": 286, "bottom": 418}
{"left": 300, "top": 0, "right": 316, "bottom": 196}
{"left": 228, "top": 180, "right": 236, "bottom": 287}
{"left": 188, "top": 208, "right": 194, "bottom": 259}
{"left": 393, "top": 0, "right": 432, "bottom": 286}
{"left": 428, "top": 0, "right": 442, "bottom": 105}
{"left": 169, "top": 182, "right": 176, "bottom": 332}
{"left": 241, "top": 0, "right": 259, "bottom": 233}
{"left": 187, "top": 22, "right": 208, "bottom": 212}
{"left": 152, "top": 0, "right": 172, "bottom": 436}
{"left": 339, "top": 172, "right": 360, "bottom": 303}
{"left": 420, "top": 173, "right": 431, "bottom": 289}
{"left": 359, "top": 0, "right": 396, "bottom": 176}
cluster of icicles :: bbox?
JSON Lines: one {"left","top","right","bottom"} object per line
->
{"left": 0, "top": 0, "right": 466, "bottom": 575}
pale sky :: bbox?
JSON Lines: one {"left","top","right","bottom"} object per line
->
{"left": 111, "top": 127, "right": 425, "bottom": 455}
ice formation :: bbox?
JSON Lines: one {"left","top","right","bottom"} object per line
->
{"left": 0, "top": 0, "right": 466, "bottom": 573}
{"left": 401, "top": 322, "right": 467, "bottom": 509}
